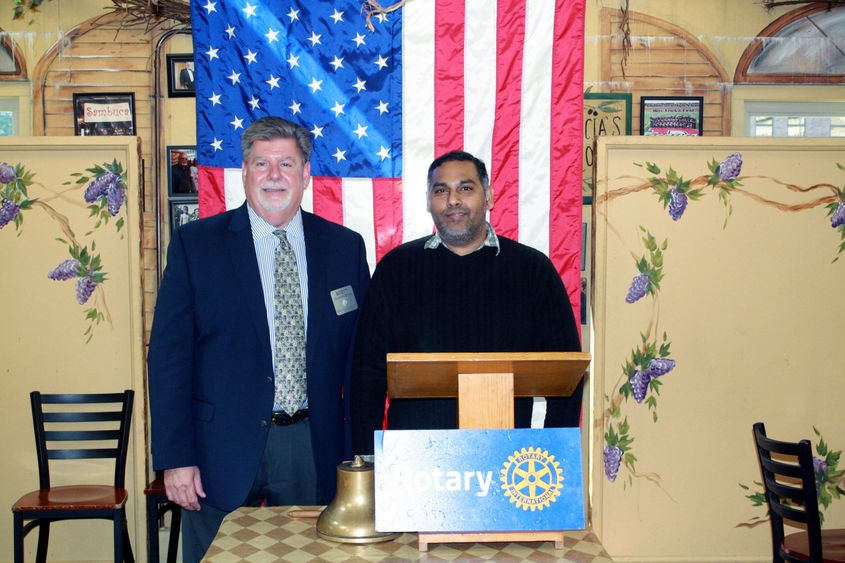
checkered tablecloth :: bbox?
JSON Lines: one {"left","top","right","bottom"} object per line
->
{"left": 203, "top": 506, "right": 614, "bottom": 562}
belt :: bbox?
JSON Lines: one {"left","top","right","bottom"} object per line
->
{"left": 271, "top": 409, "right": 309, "bottom": 426}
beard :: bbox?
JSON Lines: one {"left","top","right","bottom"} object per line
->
{"left": 256, "top": 182, "right": 294, "bottom": 214}
{"left": 433, "top": 211, "right": 487, "bottom": 248}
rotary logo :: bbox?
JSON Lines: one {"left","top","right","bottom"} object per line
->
{"left": 500, "top": 447, "right": 563, "bottom": 511}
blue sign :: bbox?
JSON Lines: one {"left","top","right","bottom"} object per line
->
{"left": 374, "top": 428, "right": 584, "bottom": 532}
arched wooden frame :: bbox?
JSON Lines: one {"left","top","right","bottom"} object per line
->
{"left": 735, "top": 4, "right": 845, "bottom": 84}
{"left": 30, "top": 11, "right": 131, "bottom": 135}
{"left": 600, "top": 8, "right": 731, "bottom": 135}
{"left": 0, "top": 32, "right": 27, "bottom": 78}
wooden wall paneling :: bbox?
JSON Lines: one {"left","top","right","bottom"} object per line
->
{"left": 600, "top": 8, "right": 731, "bottom": 136}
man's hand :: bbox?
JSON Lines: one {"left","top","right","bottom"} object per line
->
{"left": 164, "top": 466, "right": 206, "bottom": 511}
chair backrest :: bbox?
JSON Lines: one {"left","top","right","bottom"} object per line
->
{"left": 752, "top": 422, "right": 823, "bottom": 563}
{"left": 30, "top": 390, "right": 134, "bottom": 489}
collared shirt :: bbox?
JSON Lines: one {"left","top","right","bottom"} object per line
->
{"left": 424, "top": 222, "right": 501, "bottom": 256}
{"left": 247, "top": 205, "right": 309, "bottom": 393}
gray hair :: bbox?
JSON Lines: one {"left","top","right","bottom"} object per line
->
{"left": 426, "top": 150, "right": 490, "bottom": 196}
{"left": 241, "top": 116, "right": 312, "bottom": 163}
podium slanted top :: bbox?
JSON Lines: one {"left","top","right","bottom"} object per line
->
{"left": 386, "top": 352, "right": 590, "bottom": 399}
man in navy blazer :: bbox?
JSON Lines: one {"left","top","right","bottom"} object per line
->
{"left": 148, "top": 116, "right": 369, "bottom": 560}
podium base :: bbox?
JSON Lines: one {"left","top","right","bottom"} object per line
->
{"left": 417, "top": 530, "right": 565, "bottom": 551}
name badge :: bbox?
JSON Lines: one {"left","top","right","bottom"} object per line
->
{"left": 330, "top": 285, "right": 358, "bottom": 316}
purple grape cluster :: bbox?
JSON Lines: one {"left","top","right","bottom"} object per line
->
{"left": 718, "top": 152, "right": 743, "bottom": 181}
{"left": 645, "top": 357, "right": 676, "bottom": 378}
{"left": 0, "top": 162, "right": 15, "bottom": 184}
{"left": 107, "top": 184, "right": 125, "bottom": 216}
{"left": 630, "top": 370, "right": 650, "bottom": 403}
{"left": 48, "top": 259, "right": 81, "bottom": 281}
{"left": 604, "top": 445, "right": 623, "bottom": 482}
{"left": 0, "top": 198, "right": 21, "bottom": 229}
{"left": 84, "top": 171, "right": 119, "bottom": 204}
{"left": 625, "top": 273, "right": 650, "bottom": 303}
{"left": 76, "top": 273, "right": 97, "bottom": 305}
{"left": 832, "top": 201, "right": 845, "bottom": 229}
{"left": 813, "top": 456, "right": 829, "bottom": 495}
{"left": 668, "top": 189, "right": 688, "bottom": 221}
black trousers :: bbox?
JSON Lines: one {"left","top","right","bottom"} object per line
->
{"left": 180, "top": 419, "right": 317, "bottom": 562}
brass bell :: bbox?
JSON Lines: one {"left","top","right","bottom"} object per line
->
{"left": 317, "top": 455, "right": 400, "bottom": 544}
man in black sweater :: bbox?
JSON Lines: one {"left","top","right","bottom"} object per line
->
{"left": 350, "top": 150, "right": 582, "bottom": 455}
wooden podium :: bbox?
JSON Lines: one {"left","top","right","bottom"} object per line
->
{"left": 385, "top": 351, "right": 591, "bottom": 550}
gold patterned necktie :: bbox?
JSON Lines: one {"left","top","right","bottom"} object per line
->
{"left": 273, "top": 229, "right": 307, "bottom": 415}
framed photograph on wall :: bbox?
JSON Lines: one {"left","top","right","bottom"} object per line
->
{"left": 639, "top": 96, "right": 704, "bottom": 136}
{"left": 170, "top": 200, "right": 199, "bottom": 233}
{"left": 167, "top": 54, "right": 195, "bottom": 98}
{"left": 72, "top": 93, "right": 136, "bottom": 136}
{"left": 167, "top": 145, "right": 199, "bottom": 196}
{"left": 584, "top": 92, "right": 632, "bottom": 203}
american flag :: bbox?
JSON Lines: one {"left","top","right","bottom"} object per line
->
{"left": 192, "top": 0, "right": 585, "bottom": 326}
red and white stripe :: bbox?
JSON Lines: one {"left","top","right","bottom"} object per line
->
{"left": 199, "top": 0, "right": 584, "bottom": 325}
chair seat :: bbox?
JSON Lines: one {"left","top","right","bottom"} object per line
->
{"left": 144, "top": 476, "right": 166, "bottom": 496}
{"left": 12, "top": 485, "right": 128, "bottom": 512}
{"left": 784, "top": 528, "right": 845, "bottom": 563}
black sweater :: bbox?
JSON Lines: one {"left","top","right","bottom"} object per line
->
{"left": 350, "top": 234, "right": 582, "bottom": 454}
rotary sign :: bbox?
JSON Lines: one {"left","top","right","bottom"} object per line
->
{"left": 374, "top": 428, "right": 584, "bottom": 532}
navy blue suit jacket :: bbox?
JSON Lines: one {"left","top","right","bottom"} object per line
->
{"left": 148, "top": 204, "right": 369, "bottom": 511}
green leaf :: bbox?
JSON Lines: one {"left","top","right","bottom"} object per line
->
{"left": 624, "top": 452, "right": 637, "bottom": 471}
{"left": 817, "top": 437, "right": 829, "bottom": 457}
{"left": 666, "top": 167, "right": 679, "bottom": 185}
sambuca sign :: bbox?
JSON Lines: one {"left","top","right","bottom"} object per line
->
{"left": 374, "top": 428, "right": 584, "bottom": 532}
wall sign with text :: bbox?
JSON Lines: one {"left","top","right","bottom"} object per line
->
{"left": 374, "top": 428, "right": 584, "bottom": 532}
{"left": 583, "top": 93, "right": 632, "bottom": 202}
{"left": 72, "top": 93, "right": 136, "bottom": 137}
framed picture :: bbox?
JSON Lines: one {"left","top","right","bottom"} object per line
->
{"left": 584, "top": 92, "right": 632, "bottom": 203}
{"left": 72, "top": 93, "right": 135, "bottom": 136}
{"left": 167, "top": 145, "right": 199, "bottom": 196}
{"left": 167, "top": 54, "right": 195, "bottom": 98}
{"left": 170, "top": 200, "right": 199, "bottom": 233}
{"left": 639, "top": 96, "right": 704, "bottom": 137}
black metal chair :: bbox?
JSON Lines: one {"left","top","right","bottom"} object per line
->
{"left": 144, "top": 473, "right": 180, "bottom": 563}
{"left": 12, "top": 390, "right": 135, "bottom": 563}
{"left": 753, "top": 422, "right": 845, "bottom": 563}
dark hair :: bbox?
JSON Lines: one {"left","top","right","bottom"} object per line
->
{"left": 426, "top": 150, "right": 490, "bottom": 196}
{"left": 241, "top": 116, "right": 311, "bottom": 163}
